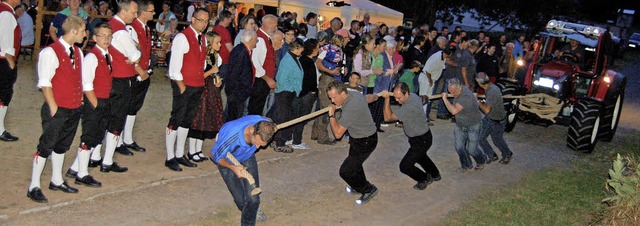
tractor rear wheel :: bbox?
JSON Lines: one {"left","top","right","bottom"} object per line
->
{"left": 566, "top": 99, "right": 601, "bottom": 153}
{"left": 598, "top": 91, "right": 624, "bottom": 142}
{"left": 495, "top": 79, "right": 519, "bottom": 132}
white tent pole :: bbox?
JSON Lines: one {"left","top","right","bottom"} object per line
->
{"left": 277, "top": 0, "right": 282, "bottom": 15}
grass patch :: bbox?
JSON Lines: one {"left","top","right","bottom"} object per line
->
{"left": 441, "top": 161, "right": 607, "bottom": 226}
{"left": 442, "top": 131, "right": 640, "bottom": 225}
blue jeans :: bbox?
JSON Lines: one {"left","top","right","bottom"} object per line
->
{"left": 217, "top": 155, "right": 260, "bottom": 226}
{"left": 478, "top": 117, "right": 513, "bottom": 158}
{"left": 454, "top": 123, "right": 485, "bottom": 169}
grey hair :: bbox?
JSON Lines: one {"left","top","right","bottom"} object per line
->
{"left": 475, "top": 72, "right": 490, "bottom": 85}
{"left": 262, "top": 14, "right": 278, "bottom": 25}
{"left": 242, "top": 30, "right": 257, "bottom": 43}
{"left": 447, "top": 78, "right": 463, "bottom": 90}
{"left": 436, "top": 36, "right": 447, "bottom": 45}
{"left": 507, "top": 42, "right": 515, "bottom": 48}
{"left": 388, "top": 26, "right": 397, "bottom": 34}
{"left": 368, "top": 24, "right": 379, "bottom": 31}
{"left": 386, "top": 40, "right": 397, "bottom": 49}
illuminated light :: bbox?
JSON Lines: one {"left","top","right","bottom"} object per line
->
{"left": 629, "top": 44, "right": 637, "bottom": 48}
{"left": 533, "top": 80, "right": 540, "bottom": 86}
{"left": 553, "top": 84, "right": 560, "bottom": 91}
{"left": 604, "top": 76, "right": 611, "bottom": 83}
{"left": 516, "top": 58, "right": 524, "bottom": 66}
{"left": 318, "top": 15, "right": 324, "bottom": 21}
{"left": 538, "top": 77, "right": 554, "bottom": 88}
{"left": 585, "top": 47, "right": 596, "bottom": 52}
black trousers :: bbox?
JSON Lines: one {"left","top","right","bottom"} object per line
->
{"left": 292, "top": 92, "right": 317, "bottom": 144}
{"left": 37, "top": 104, "right": 81, "bottom": 158}
{"left": 340, "top": 133, "right": 378, "bottom": 193}
{"left": 224, "top": 94, "right": 247, "bottom": 122}
{"left": 80, "top": 98, "right": 110, "bottom": 149}
{"left": 128, "top": 76, "right": 150, "bottom": 115}
{"left": 0, "top": 59, "right": 18, "bottom": 106}
{"left": 401, "top": 130, "right": 440, "bottom": 182}
{"left": 108, "top": 76, "right": 136, "bottom": 134}
{"left": 248, "top": 78, "right": 270, "bottom": 116}
{"left": 273, "top": 91, "right": 295, "bottom": 146}
{"left": 168, "top": 81, "right": 203, "bottom": 129}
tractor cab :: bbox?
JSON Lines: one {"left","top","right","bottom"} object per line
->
{"left": 525, "top": 20, "right": 614, "bottom": 101}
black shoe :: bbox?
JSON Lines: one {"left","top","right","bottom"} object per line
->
{"left": 165, "top": 158, "right": 183, "bottom": 171}
{"left": 48, "top": 181, "right": 79, "bottom": 193}
{"left": 188, "top": 152, "right": 206, "bottom": 162}
{"left": 431, "top": 174, "right": 442, "bottom": 182}
{"left": 176, "top": 156, "right": 197, "bottom": 167}
{"left": 0, "top": 131, "right": 18, "bottom": 141}
{"left": 376, "top": 128, "right": 385, "bottom": 133}
{"left": 88, "top": 158, "right": 102, "bottom": 168}
{"left": 100, "top": 162, "right": 128, "bottom": 173}
{"left": 436, "top": 115, "right": 450, "bottom": 120}
{"left": 124, "top": 142, "right": 146, "bottom": 152}
{"left": 317, "top": 139, "right": 337, "bottom": 145}
{"left": 65, "top": 169, "right": 77, "bottom": 179}
{"left": 486, "top": 155, "right": 499, "bottom": 164}
{"left": 356, "top": 185, "right": 379, "bottom": 205}
{"left": 75, "top": 175, "right": 102, "bottom": 187}
{"left": 27, "top": 187, "right": 48, "bottom": 203}
{"left": 413, "top": 180, "right": 430, "bottom": 190}
{"left": 499, "top": 155, "right": 513, "bottom": 164}
{"left": 115, "top": 146, "right": 134, "bottom": 156}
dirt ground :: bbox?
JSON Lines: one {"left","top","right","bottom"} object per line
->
{"left": 1, "top": 56, "right": 639, "bottom": 225}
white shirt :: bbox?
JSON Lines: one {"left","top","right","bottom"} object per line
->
{"left": 306, "top": 24, "right": 317, "bottom": 39}
{"left": 38, "top": 38, "right": 83, "bottom": 88}
{"left": 168, "top": 26, "right": 207, "bottom": 81}
{"left": 82, "top": 46, "right": 109, "bottom": 92}
{"left": 18, "top": 13, "right": 35, "bottom": 46}
{"left": 419, "top": 51, "right": 446, "bottom": 96}
{"left": 110, "top": 15, "right": 140, "bottom": 63}
{"left": 186, "top": 5, "right": 195, "bottom": 21}
{"left": 126, "top": 18, "right": 147, "bottom": 44}
{"left": 0, "top": 3, "right": 18, "bottom": 57}
{"left": 251, "top": 29, "right": 271, "bottom": 78}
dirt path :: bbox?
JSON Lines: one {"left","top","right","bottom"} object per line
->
{"left": 1, "top": 54, "right": 638, "bottom": 225}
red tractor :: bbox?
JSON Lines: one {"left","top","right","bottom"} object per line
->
{"left": 497, "top": 20, "right": 627, "bottom": 153}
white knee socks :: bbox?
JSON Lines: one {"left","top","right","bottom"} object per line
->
{"left": 51, "top": 152, "right": 65, "bottom": 185}
{"left": 29, "top": 155, "right": 47, "bottom": 190}
{"left": 0, "top": 105, "right": 7, "bottom": 133}
{"left": 175, "top": 127, "right": 189, "bottom": 158}
{"left": 102, "top": 132, "right": 119, "bottom": 165}
{"left": 166, "top": 128, "right": 177, "bottom": 160}
{"left": 123, "top": 115, "right": 136, "bottom": 144}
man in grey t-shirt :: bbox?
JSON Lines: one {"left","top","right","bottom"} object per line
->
{"left": 442, "top": 78, "right": 486, "bottom": 170}
{"left": 381, "top": 82, "right": 440, "bottom": 190}
{"left": 327, "top": 80, "right": 379, "bottom": 205}
{"left": 476, "top": 72, "right": 513, "bottom": 164}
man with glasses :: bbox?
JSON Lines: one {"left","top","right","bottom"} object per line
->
{"left": 101, "top": 0, "right": 142, "bottom": 173}
{"left": 165, "top": 9, "right": 210, "bottom": 172}
{"left": 65, "top": 22, "right": 114, "bottom": 188}
{"left": 117, "top": 0, "right": 154, "bottom": 154}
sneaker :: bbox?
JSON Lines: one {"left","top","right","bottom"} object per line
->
{"left": 256, "top": 208, "right": 267, "bottom": 222}
{"left": 499, "top": 155, "right": 513, "bottom": 164}
{"left": 291, "top": 143, "right": 310, "bottom": 150}
{"left": 430, "top": 174, "right": 442, "bottom": 182}
{"left": 474, "top": 164, "right": 485, "bottom": 171}
{"left": 273, "top": 145, "right": 294, "bottom": 153}
{"left": 345, "top": 187, "right": 359, "bottom": 195}
{"left": 285, "top": 140, "right": 293, "bottom": 145}
{"left": 486, "top": 155, "right": 499, "bottom": 164}
{"left": 356, "top": 186, "right": 379, "bottom": 205}
{"left": 380, "top": 123, "right": 390, "bottom": 127}
{"left": 413, "top": 180, "right": 430, "bottom": 190}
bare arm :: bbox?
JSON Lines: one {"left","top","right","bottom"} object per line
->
{"left": 84, "top": 90, "right": 98, "bottom": 108}
{"left": 328, "top": 105, "right": 347, "bottom": 139}
{"left": 381, "top": 91, "right": 398, "bottom": 122}
{"left": 442, "top": 93, "right": 463, "bottom": 115}
{"left": 478, "top": 101, "right": 491, "bottom": 114}
{"left": 49, "top": 24, "right": 59, "bottom": 42}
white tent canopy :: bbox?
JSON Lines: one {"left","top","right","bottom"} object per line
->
{"left": 243, "top": 0, "right": 404, "bottom": 27}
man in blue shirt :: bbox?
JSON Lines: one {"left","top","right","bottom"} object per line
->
{"left": 211, "top": 115, "right": 276, "bottom": 225}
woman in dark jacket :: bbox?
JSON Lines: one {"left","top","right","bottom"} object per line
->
{"left": 290, "top": 39, "right": 320, "bottom": 149}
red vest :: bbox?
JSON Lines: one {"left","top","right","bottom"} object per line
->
{"left": 50, "top": 40, "right": 82, "bottom": 109}
{"left": 130, "top": 19, "right": 151, "bottom": 70}
{"left": 257, "top": 29, "right": 276, "bottom": 79}
{"left": 89, "top": 47, "right": 113, "bottom": 99}
{"left": 108, "top": 18, "right": 136, "bottom": 78}
{"left": 180, "top": 27, "right": 206, "bottom": 87}
{"left": 0, "top": 3, "right": 21, "bottom": 60}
